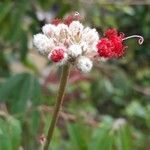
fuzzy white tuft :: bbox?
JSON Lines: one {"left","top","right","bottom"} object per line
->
{"left": 33, "top": 33, "right": 54, "bottom": 54}
{"left": 68, "top": 44, "right": 82, "bottom": 57}
{"left": 69, "top": 21, "right": 83, "bottom": 36}
{"left": 82, "top": 27, "right": 99, "bottom": 51}
{"left": 57, "top": 24, "right": 69, "bottom": 35}
{"left": 76, "top": 56, "right": 93, "bottom": 73}
{"left": 42, "top": 24, "right": 56, "bottom": 37}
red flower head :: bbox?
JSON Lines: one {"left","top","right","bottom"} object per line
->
{"left": 49, "top": 48, "right": 65, "bottom": 62}
{"left": 97, "top": 28, "right": 126, "bottom": 58}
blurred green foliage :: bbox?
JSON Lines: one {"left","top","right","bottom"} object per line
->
{"left": 0, "top": 0, "right": 150, "bottom": 150}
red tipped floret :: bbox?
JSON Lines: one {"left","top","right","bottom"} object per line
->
{"left": 52, "top": 12, "right": 82, "bottom": 26}
{"left": 49, "top": 48, "right": 65, "bottom": 62}
{"left": 64, "top": 12, "right": 82, "bottom": 26}
{"left": 51, "top": 18, "right": 62, "bottom": 26}
{"left": 64, "top": 15, "right": 74, "bottom": 26}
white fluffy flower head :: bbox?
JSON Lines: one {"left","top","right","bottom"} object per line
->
{"left": 33, "top": 12, "right": 100, "bottom": 73}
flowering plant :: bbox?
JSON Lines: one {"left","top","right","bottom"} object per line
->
{"left": 33, "top": 12, "right": 143, "bottom": 150}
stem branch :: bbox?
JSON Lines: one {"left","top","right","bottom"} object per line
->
{"left": 44, "top": 63, "right": 71, "bottom": 150}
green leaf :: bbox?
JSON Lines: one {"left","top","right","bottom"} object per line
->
{"left": 115, "top": 124, "right": 133, "bottom": 150}
{"left": 0, "top": 73, "right": 25, "bottom": 100}
{"left": 0, "top": 73, "right": 42, "bottom": 113}
{"left": 145, "top": 105, "right": 150, "bottom": 128}
{"left": 125, "top": 101, "right": 145, "bottom": 118}
{"left": 0, "top": 2, "right": 12, "bottom": 23}
{"left": 8, "top": 116, "right": 22, "bottom": 150}
{"left": 67, "top": 123, "right": 91, "bottom": 150}
{"left": 0, "top": 51, "right": 9, "bottom": 77}
{"left": 20, "top": 31, "right": 28, "bottom": 61}
{"left": 89, "top": 127, "right": 114, "bottom": 150}
{"left": 0, "top": 116, "right": 21, "bottom": 150}
{"left": 89, "top": 118, "right": 114, "bottom": 150}
{"left": 0, "top": 118, "right": 12, "bottom": 150}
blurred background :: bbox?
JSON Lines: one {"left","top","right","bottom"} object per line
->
{"left": 0, "top": 0, "right": 150, "bottom": 150}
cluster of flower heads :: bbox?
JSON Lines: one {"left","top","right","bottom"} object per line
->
{"left": 33, "top": 12, "right": 144, "bottom": 73}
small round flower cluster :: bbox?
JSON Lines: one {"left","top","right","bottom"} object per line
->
{"left": 33, "top": 12, "right": 144, "bottom": 73}
{"left": 33, "top": 13, "right": 99, "bottom": 73}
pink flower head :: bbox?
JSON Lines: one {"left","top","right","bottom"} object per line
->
{"left": 49, "top": 48, "right": 65, "bottom": 62}
{"left": 97, "top": 28, "right": 126, "bottom": 58}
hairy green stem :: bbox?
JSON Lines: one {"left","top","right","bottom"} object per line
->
{"left": 44, "top": 63, "right": 71, "bottom": 150}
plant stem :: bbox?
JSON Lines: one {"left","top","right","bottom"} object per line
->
{"left": 44, "top": 63, "right": 71, "bottom": 150}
